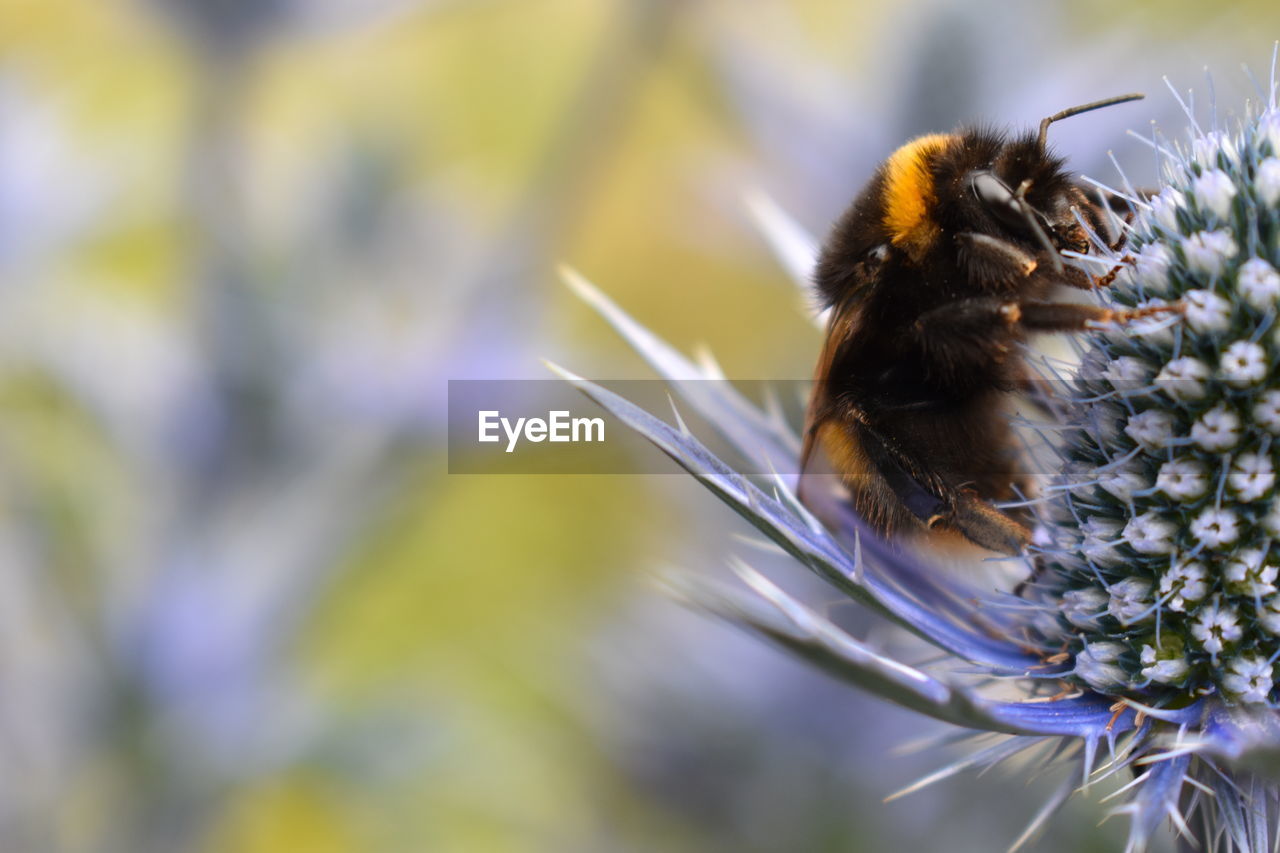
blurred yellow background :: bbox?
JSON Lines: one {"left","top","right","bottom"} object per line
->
{"left": 1, "top": 1, "right": 1278, "bottom": 851}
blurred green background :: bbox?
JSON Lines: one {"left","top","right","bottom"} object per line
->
{"left": 1, "top": 1, "right": 1278, "bottom": 851}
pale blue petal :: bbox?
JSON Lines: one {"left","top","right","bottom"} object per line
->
{"left": 1200, "top": 703, "right": 1280, "bottom": 773}
{"left": 886, "top": 735, "right": 1047, "bottom": 801}
{"left": 674, "top": 561, "right": 1067, "bottom": 734}
{"left": 1123, "top": 753, "right": 1192, "bottom": 853}
{"left": 741, "top": 188, "right": 821, "bottom": 308}
{"left": 1008, "top": 764, "right": 1081, "bottom": 852}
{"left": 1207, "top": 769, "right": 1251, "bottom": 852}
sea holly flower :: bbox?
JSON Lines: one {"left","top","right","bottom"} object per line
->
{"left": 553, "top": 79, "right": 1280, "bottom": 851}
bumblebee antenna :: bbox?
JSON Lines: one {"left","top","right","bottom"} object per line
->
{"left": 1037, "top": 93, "right": 1145, "bottom": 152}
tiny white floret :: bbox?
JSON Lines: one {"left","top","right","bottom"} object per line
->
{"left": 1189, "top": 507, "right": 1240, "bottom": 548}
{"left": 1192, "top": 131, "right": 1239, "bottom": 167}
{"left": 1192, "top": 168, "right": 1237, "bottom": 219}
{"left": 1183, "top": 289, "right": 1233, "bottom": 332}
{"left": 1265, "top": 502, "right": 1280, "bottom": 537}
{"left": 1140, "top": 644, "right": 1190, "bottom": 684}
{"left": 1158, "top": 357, "right": 1212, "bottom": 401}
{"left": 1222, "top": 655, "right": 1274, "bottom": 704}
{"left": 1107, "top": 578, "right": 1154, "bottom": 625}
{"left": 1190, "top": 596, "right": 1242, "bottom": 657}
{"left": 1159, "top": 560, "right": 1208, "bottom": 612}
{"left": 1075, "top": 642, "right": 1132, "bottom": 692}
{"left": 1103, "top": 357, "right": 1155, "bottom": 384}
{"left": 1182, "top": 230, "right": 1237, "bottom": 277}
{"left": 1123, "top": 512, "right": 1177, "bottom": 555}
{"left": 1124, "top": 298, "right": 1177, "bottom": 346}
{"left": 1062, "top": 587, "right": 1109, "bottom": 629}
{"left": 1228, "top": 452, "right": 1275, "bottom": 501}
{"left": 1220, "top": 340, "right": 1267, "bottom": 387}
{"left": 1257, "top": 157, "right": 1280, "bottom": 207}
{"left": 1081, "top": 516, "right": 1125, "bottom": 567}
{"left": 1149, "top": 187, "right": 1185, "bottom": 232}
{"left": 1224, "top": 547, "right": 1278, "bottom": 597}
{"left": 1133, "top": 243, "right": 1174, "bottom": 295}
{"left": 1155, "top": 457, "right": 1209, "bottom": 501}
{"left": 1097, "top": 462, "right": 1149, "bottom": 501}
{"left": 1191, "top": 404, "right": 1241, "bottom": 451}
{"left": 1255, "top": 390, "right": 1280, "bottom": 435}
{"left": 1239, "top": 257, "right": 1280, "bottom": 308}
{"left": 1258, "top": 595, "right": 1280, "bottom": 635}
{"left": 1124, "top": 409, "right": 1177, "bottom": 449}
{"left": 1260, "top": 110, "right": 1280, "bottom": 156}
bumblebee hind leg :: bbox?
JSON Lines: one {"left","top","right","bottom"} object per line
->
{"left": 849, "top": 416, "right": 1031, "bottom": 557}
{"left": 933, "top": 488, "right": 1031, "bottom": 557}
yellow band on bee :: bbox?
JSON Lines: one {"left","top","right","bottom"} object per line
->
{"left": 882, "top": 133, "right": 952, "bottom": 258}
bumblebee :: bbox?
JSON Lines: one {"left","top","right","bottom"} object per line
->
{"left": 800, "top": 94, "right": 1176, "bottom": 557}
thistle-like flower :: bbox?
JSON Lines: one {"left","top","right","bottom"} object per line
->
{"left": 1032, "top": 97, "right": 1280, "bottom": 713}
{"left": 553, "top": 78, "right": 1280, "bottom": 851}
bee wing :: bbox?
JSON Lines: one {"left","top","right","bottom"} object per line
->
{"left": 797, "top": 300, "right": 860, "bottom": 525}
{"left": 799, "top": 296, "right": 953, "bottom": 534}
{"left": 799, "top": 303, "right": 856, "bottom": 475}
{"left": 800, "top": 241, "right": 891, "bottom": 473}
{"left": 799, "top": 302, "right": 946, "bottom": 527}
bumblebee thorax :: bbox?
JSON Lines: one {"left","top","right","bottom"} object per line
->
{"left": 881, "top": 133, "right": 955, "bottom": 261}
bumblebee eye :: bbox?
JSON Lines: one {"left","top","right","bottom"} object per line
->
{"left": 970, "top": 171, "right": 1060, "bottom": 237}
{"left": 969, "top": 171, "right": 1027, "bottom": 231}
{"left": 969, "top": 170, "right": 1066, "bottom": 272}
{"left": 970, "top": 171, "right": 1013, "bottom": 206}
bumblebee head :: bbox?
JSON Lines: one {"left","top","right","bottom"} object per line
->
{"left": 879, "top": 131, "right": 1079, "bottom": 268}
{"left": 963, "top": 93, "right": 1146, "bottom": 266}
{"left": 967, "top": 147, "right": 1091, "bottom": 259}
{"left": 816, "top": 94, "right": 1143, "bottom": 308}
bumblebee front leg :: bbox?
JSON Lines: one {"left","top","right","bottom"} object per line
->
{"left": 915, "top": 296, "right": 1179, "bottom": 346}
{"left": 1075, "top": 184, "right": 1136, "bottom": 253}
{"left": 1015, "top": 300, "right": 1182, "bottom": 332}
{"left": 909, "top": 296, "right": 1052, "bottom": 370}
{"left": 955, "top": 232, "right": 1094, "bottom": 289}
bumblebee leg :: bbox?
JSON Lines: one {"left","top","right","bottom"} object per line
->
{"left": 912, "top": 297, "right": 1032, "bottom": 372}
{"left": 1108, "top": 189, "right": 1157, "bottom": 253}
{"left": 933, "top": 488, "right": 1031, "bottom": 556}
{"left": 841, "top": 416, "right": 949, "bottom": 519}
{"left": 1107, "top": 217, "right": 1134, "bottom": 253}
{"left": 914, "top": 297, "right": 1182, "bottom": 373}
{"left": 1016, "top": 300, "right": 1183, "bottom": 332}
{"left": 1013, "top": 374, "right": 1066, "bottom": 420}
{"left": 955, "top": 232, "right": 1096, "bottom": 289}
{"left": 842, "top": 413, "right": 1031, "bottom": 556}
{"left": 1075, "top": 182, "right": 1154, "bottom": 253}
{"left": 1043, "top": 263, "right": 1095, "bottom": 290}
{"left": 1092, "top": 254, "right": 1136, "bottom": 289}
{"left": 955, "top": 232, "right": 1038, "bottom": 278}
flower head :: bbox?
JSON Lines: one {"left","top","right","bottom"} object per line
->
{"left": 1028, "top": 98, "right": 1280, "bottom": 715}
